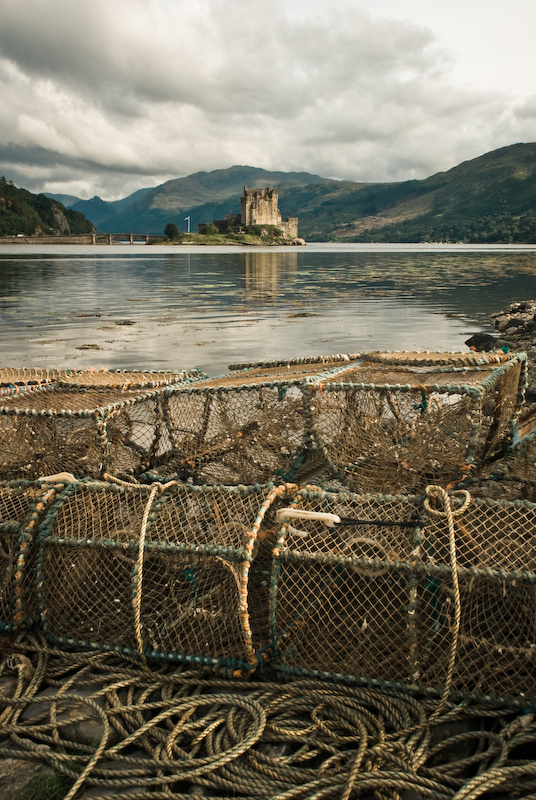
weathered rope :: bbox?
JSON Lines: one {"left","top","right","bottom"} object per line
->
{"left": 1, "top": 633, "right": 536, "bottom": 800}
{"left": 103, "top": 474, "right": 179, "bottom": 667}
{"left": 423, "top": 486, "right": 471, "bottom": 720}
{"left": 134, "top": 482, "right": 161, "bottom": 667}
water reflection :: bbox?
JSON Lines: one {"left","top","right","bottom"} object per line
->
{"left": 243, "top": 251, "right": 297, "bottom": 299}
{"left": 0, "top": 245, "right": 536, "bottom": 375}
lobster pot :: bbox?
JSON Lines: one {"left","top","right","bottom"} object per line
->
{"left": 417, "top": 494, "right": 536, "bottom": 702}
{"left": 36, "top": 480, "right": 285, "bottom": 670}
{"left": 153, "top": 372, "right": 328, "bottom": 485}
{"left": 0, "top": 376, "right": 203, "bottom": 482}
{"left": 0, "top": 367, "right": 60, "bottom": 399}
{"left": 270, "top": 487, "right": 536, "bottom": 704}
{"left": 270, "top": 488, "right": 424, "bottom": 687}
{"left": 308, "top": 354, "right": 526, "bottom": 495}
{"left": 0, "top": 479, "right": 62, "bottom": 631}
{"left": 0, "top": 366, "right": 202, "bottom": 396}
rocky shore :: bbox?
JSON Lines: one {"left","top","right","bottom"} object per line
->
{"left": 488, "top": 300, "right": 536, "bottom": 402}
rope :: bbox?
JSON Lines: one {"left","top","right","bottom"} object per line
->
{"left": 423, "top": 485, "right": 471, "bottom": 721}
{"left": 102, "top": 473, "right": 181, "bottom": 667}
{"left": 133, "top": 482, "right": 160, "bottom": 668}
{"left": 1, "top": 633, "right": 536, "bottom": 800}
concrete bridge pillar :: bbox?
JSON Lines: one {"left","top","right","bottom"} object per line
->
{"left": 107, "top": 233, "right": 113, "bottom": 245}
{"left": 129, "top": 234, "right": 134, "bottom": 244}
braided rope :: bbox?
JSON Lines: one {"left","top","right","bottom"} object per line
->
{"left": 134, "top": 482, "right": 161, "bottom": 667}
{"left": 103, "top": 476, "right": 181, "bottom": 668}
{"left": 423, "top": 486, "right": 471, "bottom": 720}
{"left": 1, "top": 633, "right": 536, "bottom": 799}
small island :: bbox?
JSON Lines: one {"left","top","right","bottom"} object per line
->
{"left": 162, "top": 186, "right": 305, "bottom": 246}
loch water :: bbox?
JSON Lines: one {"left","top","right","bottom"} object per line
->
{"left": 1, "top": 243, "right": 536, "bottom": 376}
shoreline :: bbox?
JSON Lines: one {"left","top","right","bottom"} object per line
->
{"left": 489, "top": 300, "right": 536, "bottom": 402}
{"left": 0, "top": 232, "right": 306, "bottom": 247}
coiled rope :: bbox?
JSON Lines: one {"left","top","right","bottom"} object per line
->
{"left": 1, "top": 633, "right": 536, "bottom": 800}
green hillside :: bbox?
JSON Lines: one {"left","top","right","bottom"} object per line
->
{"left": 90, "top": 166, "right": 325, "bottom": 234}
{"left": 302, "top": 142, "right": 536, "bottom": 242}
{"left": 87, "top": 143, "right": 536, "bottom": 242}
{"left": 0, "top": 177, "right": 94, "bottom": 236}
{"left": 33, "top": 142, "right": 536, "bottom": 243}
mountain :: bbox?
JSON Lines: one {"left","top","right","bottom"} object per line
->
{"left": 297, "top": 142, "right": 536, "bottom": 242}
{"left": 91, "top": 165, "right": 326, "bottom": 234}
{"left": 43, "top": 192, "right": 82, "bottom": 207}
{"left": 36, "top": 142, "right": 536, "bottom": 242}
{"left": 46, "top": 187, "right": 154, "bottom": 228}
{"left": 0, "top": 178, "right": 94, "bottom": 236}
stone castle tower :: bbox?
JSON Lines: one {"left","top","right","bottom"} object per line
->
{"left": 240, "top": 186, "right": 298, "bottom": 238}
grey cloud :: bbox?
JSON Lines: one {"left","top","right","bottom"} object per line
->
{"left": 0, "top": 0, "right": 531, "bottom": 198}
{"left": 0, "top": 1, "right": 438, "bottom": 115}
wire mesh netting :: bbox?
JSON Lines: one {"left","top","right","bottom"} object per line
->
{"left": 55, "top": 367, "right": 204, "bottom": 388}
{"left": 227, "top": 353, "right": 361, "bottom": 372}
{"left": 0, "top": 367, "right": 58, "bottom": 399}
{"left": 35, "top": 479, "right": 289, "bottom": 671}
{"left": 490, "top": 403, "right": 536, "bottom": 488}
{"left": 308, "top": 353, "right": 526, "bottom": 494}
{"left": 0, "top": 366, "right": 203, "bottom": 392}
{"left": 270, "top": 485, "right": 536, "bottom": 704}
{"left": 151, "top": 377, "right": 319, "bottom": 485}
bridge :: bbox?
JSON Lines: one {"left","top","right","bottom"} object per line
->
{"left": 0, "top": 233, "right": 163, "bottom": 245}
{"left": 94, "top": 233, "right": 162, "bottom": 245}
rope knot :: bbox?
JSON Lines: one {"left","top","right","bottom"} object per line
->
{"left": 424, "top": 485, "right": 471, "bottom": 518}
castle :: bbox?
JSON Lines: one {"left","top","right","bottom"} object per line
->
{"left": 240, "top": 186, "right": 298, "bottom": 239}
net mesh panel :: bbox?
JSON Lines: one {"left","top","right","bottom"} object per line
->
{"left": 155, "top": 382, "right": 312, "bottom": 484}
{"left": 0, "top": 386, "right": 199, "bottom": 481}
{"left": 309, "top": 356, "right": 525, "bottom": 495}
{"left": 271, "top": 491, "right": 422, "bottom": 685}
{"left": 0, "top": 480, "right": 60, "bottom": 631}
{"left": 270, "top": 486, "right": 536, "bottom": 704}
{"left": 0, "top": 367, "right": 62, "bottom": 387}
{"left": 36, "top": 480, "right": 284, "bottom": 670}
{"left": 0, "top": 367, "right": 203, "bottom": 391}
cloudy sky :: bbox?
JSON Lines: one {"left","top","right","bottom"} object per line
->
{"left": 0, "top": 0, "right": 535, "bottom": 200}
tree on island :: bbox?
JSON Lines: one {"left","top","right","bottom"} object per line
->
{"left": 164, "top": 222, "right": 179, "bottom": 240}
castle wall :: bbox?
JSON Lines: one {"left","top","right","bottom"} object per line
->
{"left": 240, "top": 187, "right": 299, "bottom": 238}
{"left": 241, "top": 187, "right": 282, "bottom": 226}
{"left": 280, "top": 218, "right": 299, "bottom": 238}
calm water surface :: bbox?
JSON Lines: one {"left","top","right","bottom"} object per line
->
{"left": 1, "top": 243, "right": 536, "bottom": 375}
